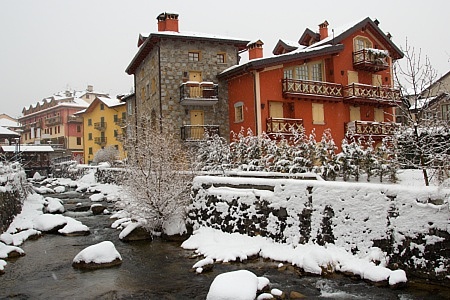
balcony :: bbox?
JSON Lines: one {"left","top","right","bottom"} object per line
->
{"left": 353, "top": 48, "right": 389, "bottom": 72}
{"left": 94, "top": 122, "right": 107, "bottom": 131}
{"left": 345, "top": 120, "right": 398, "bottom": 139}
{"left": 94, "top": 137, "right": 107, "bottom": 146}
{"left": 181, "top": 125, "right": 219, "bottom": 141}
{"left": 282, "top": 79, "right": 400, "bottom": 106}
{"left": 67, "top": 115, "right": 83, "bottom": 123}
{"left": 343, "top": 83, "right": 401, "bottom": 106}
{"left": 180, "top": 81, "right": 219, "bottom": 106}
{"left": 114, "top": 118, "right": 127, "bottom": 128}
{"left": 266, "top": 117, "right": 304, "bottom": 135}
{"left": 45, "top": 116, "right": 62, "bottom": 126}
{"left": 282, "top": 79, "right": 343, "bottom": 100}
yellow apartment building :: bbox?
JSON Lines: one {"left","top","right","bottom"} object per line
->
{"left": 77, "top": 96, "right": 126, "bottom": 164}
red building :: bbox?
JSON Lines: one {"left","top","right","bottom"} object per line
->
{"left": 219, "top": 18, "right": 403, "bottom": 149}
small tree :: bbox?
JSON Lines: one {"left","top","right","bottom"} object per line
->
{"left": 315, "top": 129, "right": 339, "bottom": 181}
{"left": 93, "top": 146, "right": 119, "bottom": 165}
{"left": 196, "top": 133, "right": 230, "bottom": 173}
{"left": 123, "top": 119, "right": 194, "bottom": 234}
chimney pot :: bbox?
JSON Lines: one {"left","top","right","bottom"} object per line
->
{"left": 157, "top": 12, "right": 179, "bottom": 32}
{"left": 248, "top": 40, "right": 264, "bottom": 60}
{"left": 319, "top": 20, "right": 329, "bottom": 40}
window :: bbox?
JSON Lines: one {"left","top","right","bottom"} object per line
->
{"left": 114, "top": 114, "right": 118, "bottom": 122}
{"left": 77, "top": 125, "right": 81, "bottom": 133}
{"left": 88, "top": 147, "right": 93, "bottom": 155}
{"left": 354, "top": 36, "right": 373, "bottom": 51}
{"left": 76, "top": 137, "right": 81, "bottom": 145}
{"left": 100, "top": 103, "right": 105, "bottom": 110}
{"left": 88, "top": 133, "right": 92, "bottom": 140}
{"left": 217, "top": 53, "right": 226, "bottom": 64}
{"left": 88, "top": 118, "right": 92, "bottom": 126}
{"left": 151, "top": 78, "right": 156, "bottom": 94}
{"left": 122, "top": 112, "right": 126, "bottom": 120}
{"left": 312, "top": 103, "right": 325, "bottom": 124}
{"left": 114, "top": 129, "right": 118, "bottom": 137}
{"left": 442, "top": 104, "right": 450, "bottom": 120}
{"left": 284, "top": 61, "right": 323, "bottom": 81}
{"left": 188, "top": 51, "right": 200, "bottom": 62}
{"left": 234, "top": 102, "right": 244, "bottom": 123}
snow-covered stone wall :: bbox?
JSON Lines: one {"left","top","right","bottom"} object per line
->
{"left": 188, "top": 175, "right": 450, "bottom": 281}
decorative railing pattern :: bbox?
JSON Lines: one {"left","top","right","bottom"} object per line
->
{"left": 345, "top": 121, "right": 398, "bottom": 137}
{"left": 181, "top": 125, "right": 219, "bottom": 141}
{"left": 114, "top": 118, "right": 127, "bottom": 127}
{"left": 266, "top": 117, "right": 304, "bottom": 135}
{"left": 94, "top": 122, "right": 107, "bottom": 131}
{"left": 283, "top": 79, "right": 342, "bottom": 98}
{"left": 67, "top": 115, "right": 83, "bottom": 123}
{"left": 282, "top": 79, "right": 400, "bottom": 105}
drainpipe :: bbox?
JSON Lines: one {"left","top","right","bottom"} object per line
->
{"left": 252, "top": 71, "right": 262, "bottom": 135}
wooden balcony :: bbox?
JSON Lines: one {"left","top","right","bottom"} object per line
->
{"left": 180, "top": 81, "right": 219, "bottom": 106}
{"left": 353, "top": 48, "right": 389, "bottom": 72}
{"left": 94, "top": 122, "right": 107, "bottom": 131}
{"left": 345, "top": 120, "right": 398, "bottom": 139}
{"left": 181, "top": 125, "right": 219, "bottom": 141}
{"left": 282, "top": 79, "right": 400, "bottom": 107}
{"left": 45, "top": 116, "right": 62, "bottom": 126}
{"left": 282, "top": 79, "right": 342, "bottom": 100}
{"left": 343, "top": 83, "right": 401, "bottom": 106}
{"left": 266, "top": 117, "right": 304, "bottom": 135}
{"left": 94, "top": 137, "right": 107, "bottom": 146}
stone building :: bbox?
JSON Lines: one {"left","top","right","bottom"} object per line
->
{"left": 125, "top": 12, "right": 250, "bottom": 142}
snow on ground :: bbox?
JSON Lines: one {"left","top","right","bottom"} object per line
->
{"left": 72, "top": 241, "right": 122, "bottom": 264}
{"left": 182, "top": 227, "right": 407, "bottom": 286}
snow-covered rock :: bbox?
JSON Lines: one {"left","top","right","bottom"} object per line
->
{"left": 33, "top": 214, "right": 67, "bottom": 233}
{"left": 119, "top": 221, "right": 152, "bottom": 242}
{"left": 58, "top": 217, "right": 90, "bottom": 236}
{"left": 53, "top": 186, "right": 66, "bottom": 193}
{"left": 43, "top": 197, "right": 65, "bottom": 214}
{"left": 0, "top": 242, "right": 25, "bottom": 259}
{"left": 89, "top": 193, "right": 104, "bottom": 202}
{"left": 72, "top": 241, "right": 122, "bottom": 269}
{"left": 206, "top": 270, "right": 269, "bottom": 300}
{"left": 90, "top": 204, "right": 106, "bottom": 215}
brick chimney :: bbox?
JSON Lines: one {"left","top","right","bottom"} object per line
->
{"left": 319, "top": 20, "right": 329, "bottom": 40}
{"left": 157, "top": 12, "right": 179, "bottom": 32}
{"left": 248, "top": 40, "right": 264, "bottom": 60}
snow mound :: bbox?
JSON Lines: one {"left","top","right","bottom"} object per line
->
{"left": 72, "top": 241, "right": 122, "bottom": 265}
{"left": 206, "top": 270, "right": 269, "bottom": 300}
{"left": 58, "top": 217, "right": 90, "bottom": 235}
{"left": 33, "top": 214, "right": 67, "bottom": 232}
{"left": 43, "top": 197, "right": 65, "bottom": 214}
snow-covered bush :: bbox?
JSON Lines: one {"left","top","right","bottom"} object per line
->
{"left": 123, "top": 124, "right": 194, "bottom": 235}
{"left": 93, "top": 146, "right": 119, "bottom": 165}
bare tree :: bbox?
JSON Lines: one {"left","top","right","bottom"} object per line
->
{"left": 122, "top": 116, "right": 194, "bottom": 234}
{"left": 394, "top": 38, "right": 449, "bottom": 186}
{"left": 93, "top": 145, "right": 119, "bottom": 166}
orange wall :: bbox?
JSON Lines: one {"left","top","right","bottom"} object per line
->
{"left": 228, "top": 73, "right": 256, "bottom": 138}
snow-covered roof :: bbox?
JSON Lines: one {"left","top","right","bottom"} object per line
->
{"left": 1, "top": 145, "right": 54, "bottom": 152}
{"left": 0, "top": 118, "right": 20, "bottom": 128}
{"left": 97, "top": 96, "right": 125, "bottom": 108}
{"left": 0, "top": 126, "right": 20, "bottom": 137}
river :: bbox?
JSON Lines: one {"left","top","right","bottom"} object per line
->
{"left": 0, "top": 189, "right": 449, "bottom": 299}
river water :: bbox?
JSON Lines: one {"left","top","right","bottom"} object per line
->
{"left": 1, "top": 190, "right": 449, "bottom": 299}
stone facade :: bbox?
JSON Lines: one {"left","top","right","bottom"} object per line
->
{"left": 188, "top": 175, "right": 450, "bottom": 283}
{"left": 134, "top": 37, "right": 241, "bottom": 142}
{"left": 0, "top": 190, "right": 22, "bottom": 233}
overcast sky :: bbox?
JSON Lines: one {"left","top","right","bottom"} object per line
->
{"left": 1, "top": 0, "right": 449, "bottom": 118}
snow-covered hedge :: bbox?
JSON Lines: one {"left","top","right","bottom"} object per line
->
{"left": 188, "top": 175, "right": 450, "bottom": 281}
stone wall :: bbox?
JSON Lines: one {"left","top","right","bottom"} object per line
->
{"left": 188, "top": 175, "right": 450, "bottom": 282}
{"left": 0, "top": 190, "right": 22, "bottom": 233}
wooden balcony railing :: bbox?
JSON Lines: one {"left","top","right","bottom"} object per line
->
{"left": 45, "top": 116, "right": 62, "bottom": 126}
{"left": 353, "top": 48, "right": 389, "bottom": 72}
{"left": 266, "top": 117, "right": 304, "bottom": 135}
{"left": 114, "top": 118, "right": 127, "bottom": 127}
{"left": 282, "top": 79, "right": 400, "bottom": 106}
{"left": 343, "top": 83, "right": 401, "bottom": 105}
{"left": 94, "top": 122, "right": 107, "bottom": 131}
{"left": 94, "top": 137, "right": 107, "bottom": 146}
{"left": 181, "top": 125, "right": 219, "bottom": 141}
{"left": 283, "top": 79, "right": 342, "bottom": 99}
{"left": 345, "top": 121, "right": 398, "bottom": 138}
{"left": 180, "top": 81, "right": 219, "bottom": 106}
